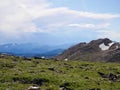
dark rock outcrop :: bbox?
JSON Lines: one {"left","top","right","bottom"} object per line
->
{"left": 98, "top": 72, "right": 120, "bottom": 82}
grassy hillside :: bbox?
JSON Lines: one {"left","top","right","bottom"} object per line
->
{"left": 0, "top": 55, "right": 120, "bottom": 90}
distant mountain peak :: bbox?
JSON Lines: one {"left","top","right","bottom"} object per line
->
{"left": 56, "top": 38, "right": 120, "bottom": 62}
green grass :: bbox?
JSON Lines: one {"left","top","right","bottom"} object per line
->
{"left": 0, "top": 56, "right": 120, "bottom": 90}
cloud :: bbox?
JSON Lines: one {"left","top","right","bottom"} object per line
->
{"left": 97, "top": 30, "right": 120, "bottom": 41}
{"left": 0, "top": 0, "right": 51, "bottom": 30}
{"left": 59, "top": 9, "right": 120, "bottom": 20}
{"left": 68, "top": 23, "right": 110, "bottom": 29}
{"left": 0, "top": 0, "right": 120, "bottom": 43}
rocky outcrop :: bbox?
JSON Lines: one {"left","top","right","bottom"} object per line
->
{"left": 56, "top": 38, "right": 120, "bottom": 62}
{"left": 98, "top": 72, "right": 120, "bottom": 82}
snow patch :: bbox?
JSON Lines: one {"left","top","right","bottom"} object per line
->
{"left": 41, "top": 56, "right": 45, "bottom": 59}
{"left": 64, "top": 58, "right": 68, "bottom": 61}
{"left": 99, "top": 42, "right": 114, "bottom": 51}
{"left": 116, "top": 46, "right": 119, "bottom": 49}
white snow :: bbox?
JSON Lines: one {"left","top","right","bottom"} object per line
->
{"left": 116, "top": 46, "right": 119, "bottom": 49}
{"left": 41, "top": 56, "right": 45, "bottom": 59}
{"left": 99, "top": 42, "right": 114, "bottom": 51}
{"left": 109, "top": 42, "right": 114, "bottom": 46}
{"left": 64, "top": 58, "right": 68, "bottom": 61}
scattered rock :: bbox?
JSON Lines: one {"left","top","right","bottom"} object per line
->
{"left": 60, "top": 82, "right": 74, "bottom": 90}
{"left": 40, "top": 70, "right": 45, "bottom": 72}
{"left": 89, "top": 88, "right": 101, "bottom": 90}
{"left": 31, "top": 78, "right": 49, "bottom": 85}
{"left": 28, "top": 86, "right": 40, "bottom": 90}
{"left": 59, "top": 87, "right": 73, "bottom": 90}
{"left": 84, "top": 77, "right": 89, "bottom": 79}
{"left": 98, "top": 72, "right": 119, "bottom": 82}
{"left": 48, "top": 67, "right": 55, "bottom": 71}
{"left": 108, "top": 73, "right": 118, "bottom": 81}
{"left": 97, "top": 72, "right": 107, "bottom": 78}
{"left": 23, "top": 57, "right": 31, "bottom": 61}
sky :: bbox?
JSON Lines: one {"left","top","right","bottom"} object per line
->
{"left": 0, "top": 0, "right": 120, "bottom": 45}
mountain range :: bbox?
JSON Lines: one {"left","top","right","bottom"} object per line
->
{"left": 56, "top": 38, "right": 120, "bottom": 62}
{"left": 0, "top": 43, "right": 71, "bottom": 57}
{"left": 1, "top": 38, "right": 120, "bottom": 62}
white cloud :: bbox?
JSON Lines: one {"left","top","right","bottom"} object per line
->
{"left": 60, "top": 9, "right": 120, "bottom": 20}
{"left": 0, "top": 0, "right": 120, "bottom": 41}
{"left": 97, "top": 30, "right": 120, "bottom": 41}
{"left": 68, "top": 23, "right": 110, "bottom": 29}
{"left": 69, "top": 23, "right": 96, "bottom": 28}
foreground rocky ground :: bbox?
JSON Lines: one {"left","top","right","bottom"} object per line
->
{"left": 0, "top": 55, "right": 120, "bottom": 90}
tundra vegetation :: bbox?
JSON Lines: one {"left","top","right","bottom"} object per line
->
{"left": 0, "top": 55, "right": 120, "bottom": 90}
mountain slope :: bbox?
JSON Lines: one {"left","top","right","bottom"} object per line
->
{"left": 56, "top": 38, "right": 120, "bottom": 62}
